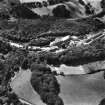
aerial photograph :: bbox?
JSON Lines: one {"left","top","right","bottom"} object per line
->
{"left": 0, "top": 0, "right": 105, "bottom": 105}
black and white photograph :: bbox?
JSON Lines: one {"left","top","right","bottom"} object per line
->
{"left": 0, "top": 0, "right": 105, "bottom": 105}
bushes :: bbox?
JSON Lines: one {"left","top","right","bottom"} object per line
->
{"left": 40, "top": 93, "right": 64, "bottom": 105}
{"left": 99, "top": 98, "right": 105, "bottom": 105}
{"left": 52, "top": 5, "right": 70, "bottom": 18}
{"left": 21, "top": 58, "right": 29, "bottom": 70}
{"left": 11, "top": 5, "right": 40, "bottom": 19}
{"left": 46, "top": 54, "right": 60, "bottom": 66}
{"left": 0, "top": 40, "right": 12, "bottom": 54}
{"left": 101, "top": 0, "right": 105, "bottom": 10}
{"left": 27, "top": 38, "right": 105, "bottom": 66}
{"left": 59, "top": 39, "right": 105, "bottom": 65}
{"left": 30, "top": 63, "right": 64, "bottom": 105}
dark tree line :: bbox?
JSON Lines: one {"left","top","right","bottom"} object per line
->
{"left": 30, "top": 63, "right": 64, "bottom": 105}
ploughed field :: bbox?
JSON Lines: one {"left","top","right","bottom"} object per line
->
{"left": 0, "top": 16, "right": 105, "bottom": 105}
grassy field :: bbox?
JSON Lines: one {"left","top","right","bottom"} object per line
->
{"left": 57, "top": 71, "right": 105, "bottom": 105}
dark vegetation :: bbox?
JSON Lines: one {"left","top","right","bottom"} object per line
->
{"left": 59, "top": 38, "right": 105, "bottom": 66}
{"left": 0, "top": 1, "right": 105, "bottom": 105}
{"left": 99, "top": 98, "right": 105, "bottom": 105}
{"left": 101, "top": 0, "right": 105, "bottom": 10}
{"left": 0, "top": 12, "right": 10, "bottom": 20}
{"left": 0, "top": 29, "right": 31, "bottom": 43}
{"left": 0, "top": 17, "right": 104, "bottom": 43}
{"left": 31, "top": 63, "right": 64, "bottom": 105}
{"left": 24, "top": 36, "right": 105, "bottom": 66}
{"left": 0, "top": 39, "right": 12, "bottom": 54}
{"left": 0, "top": 50, "right": 29, "bottom": 105}
{"left": 8, "top": 0, "right": 97, "bottom": 19}
{"left": 11, "top": 5, "right": 40, "bottom": 19}
{"left": 8, "top": 0, "right": 71, "bottom": 19}
{"left": 79, "top": 0, "right": 95, "bottom": 15}
{"left": 0, "top": 45, "right": 64, "bottom": 105}
{"left": 52, "top": 5, "right": 70, "bottom": 18}
{"left": 0, "top": 33, "right": 104, "bottom": 105}
{"left": 0, "top": 1, "right": 10, "bottom": 20}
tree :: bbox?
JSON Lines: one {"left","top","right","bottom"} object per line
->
{"left": 21, "top": 58, "right": 29, "bottom": 70}
{"left": 52, "top": 5, "right": 70, "bottom": 18}
{"left": 101, "top": 0, "right": 105, "bottom": 11}
{"left": 99, "top": 98, "right": 105, "bottom": 105}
